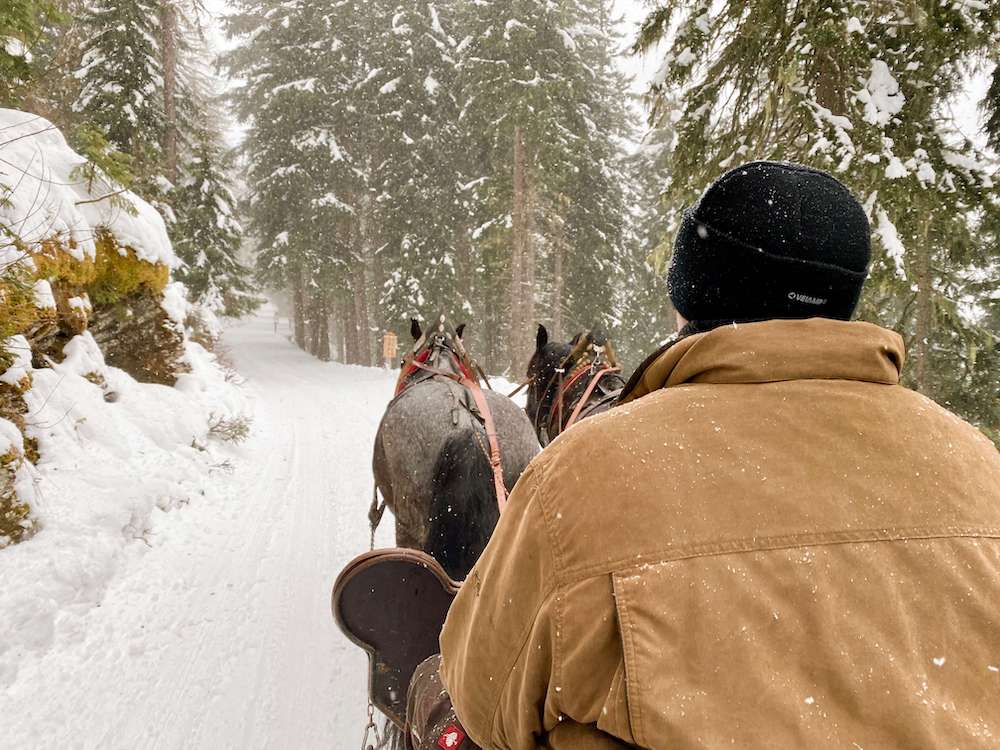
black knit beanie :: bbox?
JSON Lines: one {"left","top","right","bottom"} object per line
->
{"left": 667, "top": 161, "right": 871, "bottom": 325}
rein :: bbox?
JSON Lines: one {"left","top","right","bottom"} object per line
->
{"left": 550, "top": 363, "right": 621, "bottom": 435}
{"left": 564, "top": 366, "right": 620, "bottom": 428}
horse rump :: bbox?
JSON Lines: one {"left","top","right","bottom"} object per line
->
{"left": 425, "top": 429, "right": 501, "bottom": 581}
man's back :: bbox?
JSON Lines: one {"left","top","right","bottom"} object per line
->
{"left": 441, "top": 318, "right": 1000, "bottom": 748}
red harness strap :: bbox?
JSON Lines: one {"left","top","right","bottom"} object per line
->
{"left": 395, "top": 349, "right": 475, "bottom": 397}
{"left": 406, "top": 359, "right": 508, "bottom": 513}
{"left": 564, "top": 366, "right": 621, "bottom": 431}
{"left": 549, "top": 365, "right": 591, "bottom": 434}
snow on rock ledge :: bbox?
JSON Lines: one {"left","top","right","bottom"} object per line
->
{"left": 0, "top": 332, "right": 251, "bottom": 687}
{"left": 0, "top": 108, "right": 175, "bottom": 268}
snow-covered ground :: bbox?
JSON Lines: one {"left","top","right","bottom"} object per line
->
{"left": 2, "top": 314, "right": 403, "bottom": 749}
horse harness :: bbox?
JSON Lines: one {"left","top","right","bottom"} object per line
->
{"left": 534, "top": 345, "right": 623, "bottom": 441}
{"left": 405, "top": 358, "right": 508, "bottom": 511}
{"left": 395, "top": 336, "right": 508, "bottom": 509}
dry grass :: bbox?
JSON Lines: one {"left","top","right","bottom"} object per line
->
{"left": 213, "top": 345, "right": 245, "bottom": 385}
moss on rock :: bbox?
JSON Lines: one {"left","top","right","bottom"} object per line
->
{"left": 0, "top": 267, "right": 38, "bottom": 342}
{"left": 87, "top": 231, "right": 169, "bottom": 307}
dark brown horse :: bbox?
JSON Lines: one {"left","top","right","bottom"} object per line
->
{"left": 525, "top": 325, "right": 626, "bottom": 445}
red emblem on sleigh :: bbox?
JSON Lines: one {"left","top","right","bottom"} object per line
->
{"left": 437, "top": 724, "right": 466, "bottom": 748}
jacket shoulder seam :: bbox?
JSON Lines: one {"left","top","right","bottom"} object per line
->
{"left": 565, "top": 526, "right": 1000, "bottom": 583}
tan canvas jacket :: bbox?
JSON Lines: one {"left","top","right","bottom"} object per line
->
{"left": 439, "top": 318, "right": 1000, "bottom": 749}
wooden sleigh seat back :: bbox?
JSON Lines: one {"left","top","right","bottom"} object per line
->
{"left": 332, "top": 548, "right": 460, "bottom": 728}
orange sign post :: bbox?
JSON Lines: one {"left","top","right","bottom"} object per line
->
{"left": 382, "top": 332, "right": 399, "bottom": 369}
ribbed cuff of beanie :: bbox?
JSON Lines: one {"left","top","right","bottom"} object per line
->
{"left": 668, "top": 210, "right": 868, "bottom": 324}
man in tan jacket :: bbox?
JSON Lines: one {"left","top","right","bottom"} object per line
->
{"left": 407, "top": 161, "right": 1000, "bottom": 749}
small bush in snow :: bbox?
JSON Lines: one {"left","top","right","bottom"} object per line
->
{"left": 207, "top": 413, "right": 251, "bottom": 444}
{"left": 0, "top": 447, "right": 35, "bottom": 548}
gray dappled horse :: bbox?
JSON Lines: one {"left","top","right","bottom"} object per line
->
{"left": 372, "top": 316, "right": 540, "bottom": 581}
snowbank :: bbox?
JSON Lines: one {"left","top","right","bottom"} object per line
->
{"left": 0, "top": 331, "right": 250, "bottom": 687}
{"left": 0, "top": 108, "right": 174, "bottom": 268}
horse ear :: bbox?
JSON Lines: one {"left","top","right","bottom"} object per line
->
{"left": 536, "top": 324, "right": 548, "bottom": 351}
{"left": 455, "top": 323, "right": 466, "bottom": 339}
{"left": 590, "top": 326, "right": 608, "bottom": 347}
{"left": 569, "top": 332, "right": 582, "bottom": 346}
{"left": 410, "top": 318, "right": 422, "bottom": 341}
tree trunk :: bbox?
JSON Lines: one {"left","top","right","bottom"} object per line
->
{"left": 292, "top": 270, "right": 306, "bottom": 350}
{"left": 160, "top": 1, "right": 179, "bottom": 185}
{"left": 913, "top": 215, "right": 933, "bottom": 394}
{"left": 343, "top": 290, "right": 359, "bottom": 364}
{"left": 316, "top": 299, "right": 331, "bottom": 361}
{"left": 552, "top": 240, "right": 564, "bottom": 341}
{"left": 351, "top": 266, "right": 371, "bottom": 366}
{"left": 815, "top": 50, "right": 844, "bottom": 114}
{"left": 308, "top": 293, "right": 322, "bottom": 356}
{"left": 523, "top": 175, "right": 537, "bottom": 358}
{"left": 351, "top": 193, "right": 375, "bottom": 367}
{"left": 456, "top": 230, "right": 475, "bottom": 350}
{"left": 509, "top": 125, "right": 528, "bottom": 373}
{"left": 329, "top": 298, "right": 343, "bottom": 362}
{"left": 551, "top": 197, "right": 568, "bottom": 340}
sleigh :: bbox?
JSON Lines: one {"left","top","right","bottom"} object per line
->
{"left": 332, "top": 548, "right": 460, "bottom": 729}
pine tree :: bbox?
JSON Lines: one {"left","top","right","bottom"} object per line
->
{"left": 19, "top": 0, "right": 83, "bottom": 128}
{"left": 160, "top": 0, "right": 215, "bottom": 187}
{"left": 225, "top": 0, "right": 365, "bottom": 358}
{"left": 987, "top": 58, "right": 1000, "bottom": 150}
{"left": 0, "top": 0, "right": 60, "bottom": 105}
{"left": 615, "top": 125, "right": 677, "bottom": 369}
{"left": 172, "top": 127, "right": 258, "bottom": 317}
{"left": 635, "top": 1, "right": 1000, "bottom": 434}
{"left": 365, "top": 0, "right": 470, "bottom": 337}
{"left": 454, "top": 0, "right": 630, "bottom": 372}
{"left": 555, "top": 0, "right": 631, "bottom": 342}
{"left": 72, "top": 0, "right": 165, "bottom": 185}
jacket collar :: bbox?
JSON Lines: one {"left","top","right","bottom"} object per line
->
{"left": 619, "top": 318, "right": 905, "bottom": 404}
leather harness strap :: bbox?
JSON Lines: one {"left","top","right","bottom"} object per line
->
{"left": 407, "top": 359, "right": 508, "bottom": 513}
{"left": 564, "top": 366, "right": 621, "bottom": 431}
{"left": 549, "top": 362, "right": 623, "bottom": 436}
{"left": 549, "top": 364, "right": 590, "bottom": 435}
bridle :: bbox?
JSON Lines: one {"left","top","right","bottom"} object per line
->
{"left": 395, "top": 333, "right": 472, "bottom": 397}
{"left": 528, "top": 337, "right": 622, "bottom": 443}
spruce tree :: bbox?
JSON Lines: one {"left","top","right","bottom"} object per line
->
{"left": 635, "top": 0, "right": 1000, "bottom": 434}
{"left": 72, "top": 0, "right": 165, "bottom": 184}
{"left": 615, "top": 125, "right": 677, "bottom": 369}
{"left": 0, "top": 0, "right": 60, "bottom": 105}
{"left": 986, "top": 59, "right": 1000, "bottom": 150}
{"left": 455, "top": 0, "right": 630, "bottom": 372}
{"left": 226, "top": 0, "right": 365, "bottom": 357}
{"left": 365, "top": 0, "right": 469, "bottom": 335}
{"left": 555, "top": 0, "right": 631, "bottom": 342}
{"left": 172, "top": 126, "right": 258, "bottom": 317}
{"left": 19, "top": 0, "right": 83, "bottom": 128}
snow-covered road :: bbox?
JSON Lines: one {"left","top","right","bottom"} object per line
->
{"left": 4, "top": 315, "right": 398, "bottom": 749}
